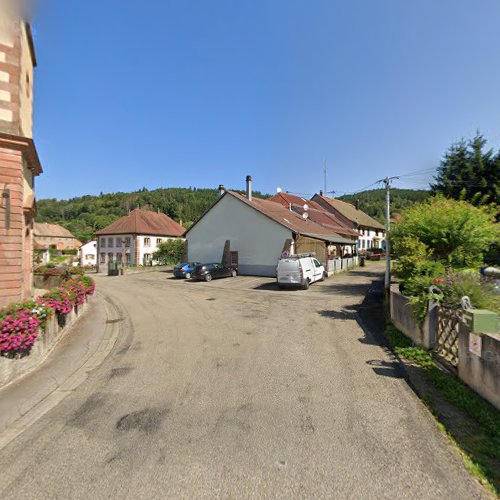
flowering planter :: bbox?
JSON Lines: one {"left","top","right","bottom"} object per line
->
{"left": 0, "top": 300, "right": 89, "bottom": 388}
{"left": 33, "top": 274, "right": 66, "bottom": 289}
{"left": 0, "top": 275, "right": 96, "bottom": 389}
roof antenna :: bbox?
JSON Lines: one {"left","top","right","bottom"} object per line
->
{"left": 323, "top": 158, "right": 327, "bottom": 195}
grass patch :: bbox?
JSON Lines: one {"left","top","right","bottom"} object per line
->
{"left": 385, "top": 324, "right": 500, "bottom": 494}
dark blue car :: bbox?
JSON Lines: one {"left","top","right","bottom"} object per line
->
{"left": 173, "top": 262, "right": 201, "bottom": 279}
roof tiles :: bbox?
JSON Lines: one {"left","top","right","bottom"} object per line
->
{"left": 95, "top": 209, "right": 185, "bottom": 237}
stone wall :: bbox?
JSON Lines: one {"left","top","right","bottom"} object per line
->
{"left": 389, "top": 286, "right": 437, "bottom": 349}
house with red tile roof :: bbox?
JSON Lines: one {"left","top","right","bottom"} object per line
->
{"left": 95, "top": 208, "right": 185, "bottom": 271}
{"left": 33, "top": 222, "right": 82, "bottom": 251}
{"left": 311, "top": 193, "right": 386, "bottom": 253}
{"left": 184, "top": 177, "right": 357, "bottom": 277}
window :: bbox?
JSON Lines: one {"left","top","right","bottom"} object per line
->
{"left": 156, "top": 238, "right": 162, "bottom": 246}
{"left": 108, "top": 238, "right": 113, "bottom": 248}
{"left": 125, "top": 237, "right": 131, "bottom": 247}
{"left": 116, "top": 237, "right": 122, "bottom": 248}
{"left": 101, "top": 238, "right": 106, "bottom": 248}
{"left": 126, "top": 253, "right": 131, "bottom": 265}
{"left": 144, "top": 253, "right": 152, "bottom": 262}
{"left": 86, "top": 254, "right": 95, "bottom": 260}
{"left": 100, "top": 253, "right": 106, "bottom": 264}
{"left": 108, "top": 252, "right": 114, "bottom": 261}
{"left": 313, "top": 259, "right": 321, "bottom": 268}
{"left": 144, "top": 237, "right": 151, "bottom": 247}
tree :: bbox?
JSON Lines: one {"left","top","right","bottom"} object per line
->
{"left": 431, "top": 133, "right": 500, "bottom": 206}
{"left": 391, "top": 196, "right": 499, "bottom": 268}
{"left": 153, "top": 239, "right": 185, "bottom": 264}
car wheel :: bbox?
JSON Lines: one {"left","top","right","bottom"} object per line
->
{"left": 303, "top": 279, "right": 310, "bottom": 290}
{"left": 320, "top": 272, "right": 326, "bottom": 281}
{"left": 205, "top": 274, "right": 212, "bottom": 282}
{"left": 231, "top": 269, "right": 237, "bottom": 277}
{"left": 185, "top": 273, "right": 191, "bottom": 279}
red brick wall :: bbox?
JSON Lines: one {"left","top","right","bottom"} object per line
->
{"left": 0, "top": 146, "right": 26, "bottom": 306}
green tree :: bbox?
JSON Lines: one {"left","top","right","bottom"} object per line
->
{"left": 431, "top": 133, "right": 500, "bottom": 206}
{"left": 392, "top": 196, "right": 499, "bottom": 268}
{"left": 153, "top": 239, "right": 185, "bottom": 264}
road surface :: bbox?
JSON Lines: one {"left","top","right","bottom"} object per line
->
{"left": 0, "top": 265, "right": 487, "bottom": 498}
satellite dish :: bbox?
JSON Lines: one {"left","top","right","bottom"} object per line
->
{"left": 277, "top": 187, "right": 282, "bottom": 193}
{"left": 302, "top": 212, "right": 309, "bottom": 219}
{"left": 303, "top": 204, "right": 309, "bottom": 211}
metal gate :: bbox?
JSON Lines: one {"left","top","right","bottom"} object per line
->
{"left": 434, "top": 307, "right": 462, "bottom": 369}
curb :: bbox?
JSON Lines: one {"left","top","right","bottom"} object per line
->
{"left": 0, "top": 292, "right": 123, "bottom": 452}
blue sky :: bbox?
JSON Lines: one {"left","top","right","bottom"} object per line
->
{"left": 32, "top": 0, "right": 500, "bottom": 199}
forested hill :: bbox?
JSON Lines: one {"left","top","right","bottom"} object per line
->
{"left": 36, "top": 186, "right": 430, "bottom": 243}
{"left": 338, "top": 189, "right": 430, "bottom": 222}
{"left": 36, "top": 187, "right": 268, "bottom": 243}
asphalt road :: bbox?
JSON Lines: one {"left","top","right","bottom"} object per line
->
{"left": 0, "top": 265, "right": 487, "bottom": 499}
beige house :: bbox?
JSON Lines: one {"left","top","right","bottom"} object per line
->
{"left": 34, "top": 222, "right": 82, "bottom": 251}
{"left": 0, "top": 6, "right": 43, "bottom": 306}
{"left": 312, "top": 194, "right": 386, "bottom": 252}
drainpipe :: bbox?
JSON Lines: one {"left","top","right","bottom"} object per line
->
{"left": 246, "top": 175, "right": 252, "bottom": 201}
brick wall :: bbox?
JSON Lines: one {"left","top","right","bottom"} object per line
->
{"left": 0, "top": 145, "right": 25, "bottom": 305}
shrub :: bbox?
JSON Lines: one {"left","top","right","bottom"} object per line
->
{"left": 153, "top": 239, "right": 185, "bottom": 265}
{"left": 440, "top": 271, "right": 499, "bottom": 314}
{"left": 392, "top": 196, "right": 498, "bottom": 267}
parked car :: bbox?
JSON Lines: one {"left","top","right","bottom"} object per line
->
{"left": 366, "top": 248, "right": 384, "bottom": 260}
{"left": 191, "top": 263, "right": 237, "bottom": 282}
{"left": 277, "top": 253, "right": 325, "bottom": 290}
{"left": 173, "top": 262, "right": 201, "bottom": 279}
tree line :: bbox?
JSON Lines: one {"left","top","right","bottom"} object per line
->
{"left": 36, "top": 133, "right": 498, "bottom": 243}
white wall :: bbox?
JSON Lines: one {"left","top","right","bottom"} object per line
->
{"left": 187, "top": 194, "right": 292, "bottom": 276}
{"left": 97, "top": 234, "right": 184, "bottom": 270}
{"left": 81, "top": 241, "right": 97, "bottom": 267}
{"left": 138, "top": 235, "right": 184, "bottom": 265}
{"left": 97, "top": 234, "right": 135, "bottom": 271}
{"left": 357, "top": 228, "right": 385, "bottom": 251}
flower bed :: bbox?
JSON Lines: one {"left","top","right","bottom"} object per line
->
{"left": 0, "top": 275, "right": 96, "bottom": 358}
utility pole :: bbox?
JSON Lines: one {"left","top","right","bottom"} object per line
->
{"left": 379, "top": 176, "right": 399, "bottom": 299}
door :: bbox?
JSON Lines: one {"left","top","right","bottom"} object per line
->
{"left": 230, "top": 251, "right": 239, "bottom": 270}
{"left": 312, "top": 259, "right": 323, "bottom": 281}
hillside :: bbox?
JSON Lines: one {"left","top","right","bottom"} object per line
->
{"left": 36, "top": 187, "right": 430, "bottom": 243}
{"left": 338, "top": 189, "right": 430, "bottom": 222}
{"left": 35, "top": 187, "right": 267, "bottom": 243}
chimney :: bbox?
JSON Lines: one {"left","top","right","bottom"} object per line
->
{"left": 218, "top": 184, "right": 225, "bottom": 196}
{"left": 246, "top": 175, "right": 252, "bottom": 201}
{"left": 319, "top": 190, "right": 323, "bottom": 196}
{"left": 355, "top": 199, "right": 360, "bottom": 210}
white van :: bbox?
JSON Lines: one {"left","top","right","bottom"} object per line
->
{"left": 276, "top": 253, "right": 326, "bottom": 289}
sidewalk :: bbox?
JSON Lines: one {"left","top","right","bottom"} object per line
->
{"left": 0, "top": 292, "right": 121, "bottom": 450}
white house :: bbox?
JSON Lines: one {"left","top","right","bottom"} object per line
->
{"left": 312, "top": 194, "right": 385, "bottom": 252}
{"left": 95, "top": 209, "right": 185, "bottom": 272}
{"left": 185, "top": 177, "right": 356, "bottom": 277}
{"left": 80, "top": 240, "right": 97, "bottom": 267}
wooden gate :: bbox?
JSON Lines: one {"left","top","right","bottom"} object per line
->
{"left": 434, "top": 307, "right": 462, "bottom": 369}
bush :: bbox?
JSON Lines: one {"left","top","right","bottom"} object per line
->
{"left": 440, "top": 271, "right": 499, "bottom": 314}
{"left": 153, "top": 239, "right": 185, "bottom": 265}
{"left": 392, "top": 196, "right": 498, "bottom": 267}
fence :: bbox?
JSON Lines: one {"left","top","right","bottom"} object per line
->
{"left": 390, "top": 285, "right": 500, "bottom": 409}
{"left": 327, "top": 256, "right": 359, "bottom": 275}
